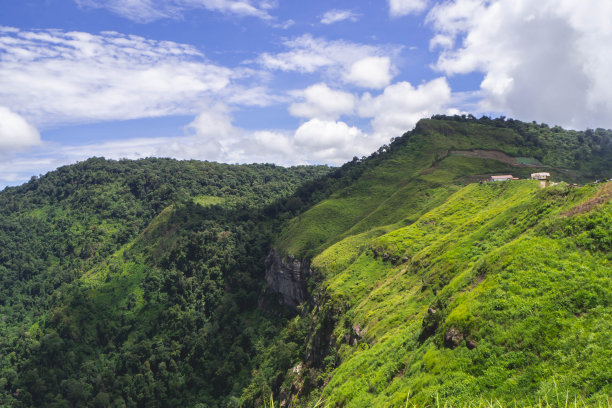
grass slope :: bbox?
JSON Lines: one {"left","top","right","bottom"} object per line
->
{"left": 306, "top": 181, "right": 611, "bottom": 406}
{"left": 276, "top": 117, "right": 608, "bottom": 259}
{"left": 266, "top": 117, "right": 611, "bottom": 406}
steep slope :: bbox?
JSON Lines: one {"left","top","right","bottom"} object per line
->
{"left": 314, "top": 181, "right": 611, "bottom": 406}
{"left": 276, "top": 116, "right": 611, "bottom": 259}
{"left": 252, "top": 116, "right": 612, "bottom": 406}
{"left": 1, "top": 116, "right": 610, "bottom": 407}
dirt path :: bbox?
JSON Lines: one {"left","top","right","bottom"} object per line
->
{"left": 451, "top": 150, "right": 536, "bottom": 166}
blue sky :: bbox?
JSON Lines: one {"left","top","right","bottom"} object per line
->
{"left": 0, "top": 0, "right": 611, "bottom": 187}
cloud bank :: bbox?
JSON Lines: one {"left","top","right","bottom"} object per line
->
{"left": 258, "top": 34, "right": 399, "bottom": 88}
{"left": 0, "top": 27, "right": 235, "bottom": 126}
{"left": 427, "top": 0, "right": 612, "bottom": 129}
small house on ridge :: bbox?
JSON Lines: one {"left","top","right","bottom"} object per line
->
{"left": 531, "top": 172, "right": 550, "bottom": 180}
{"left": 490, "top": 175, "right": 515, "bottom": 181}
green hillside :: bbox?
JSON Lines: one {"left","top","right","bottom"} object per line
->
{"left": 0, "top": 116, "right": 611, "bottom": 407}
{"left": 277, "top": 116, "right": 611, "bottom": 259}
{"left": 244, "top": 116, "right": 612, "bottom": 407}
{"left": 309, "top": 180, "right": 611, "bottom": 406}
{"left": 0, "top": 158, "right": 330, "bottom": 407}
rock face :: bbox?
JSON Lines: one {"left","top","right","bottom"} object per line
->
{"left": 444, "top": 327, "right": 464, "bottom": 349}
{"left": 264, "top": 248, "right": 311, "bottom": 310}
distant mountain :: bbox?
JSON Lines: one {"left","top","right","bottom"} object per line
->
{"left": 0, "top": 116, "right": 610, "bottom": 407}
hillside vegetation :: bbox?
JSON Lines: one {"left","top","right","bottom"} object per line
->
{"left": 307, "top": 180, "right": 611, "bottom": 406}
{"left": 277, "top": 116, "right": 611, "bottom": 259}
{"left": 0, "top": 158, "right": 330, "bottom": 407}
{"left": 0, "top": 116, "right": 610, "bottom": 407}
{"left": 245, "top": 116, "right": 612, "bottom": 407}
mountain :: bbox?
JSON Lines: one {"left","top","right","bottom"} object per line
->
{"left": 0, "top": 158, "right": 330, "bottom": 407}
{"left": 246, "top": 116, "right": 612, "bottom": 407}
{"left": 0, "top": 116, "right": 610, "bottom": 407}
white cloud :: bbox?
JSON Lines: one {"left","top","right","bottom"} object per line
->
{"left": 253, "top": 130, "right": 294, "bottom": 156}
{"left": 321, "top": 9, "right": 359, "bottom": 24}
{"left": 258, "top": 34, "right": 400, "bottom": 88}
{"left": 427, "top": 0, "right": 612, "bottom": 129}
{"left": 345, "top": 56, "right": 393, "bottom": 89}
{"left": 294, "top": 118, "right": 361, "bottom": 149}
{"left": 294, "top": 118, "right": 370, "bottom": 162}
{"left": 74, "top": 0, "right": 275, "bottom": 23}
{"left": 0, "top": 106, "right": 41, "bottom": 151}
{"left": 429, "top": 34, "right": 453, "bottom": 51}
{"left": 289, "top": 83, "right": 355, "bottom": 120}
{"left": 359, "top": 77, "right": 453, "bottom": 140}
{"left": 184, "top": 107, "right": 371, "bottom": 164}
{"left": 389, "top": 0, "right": 428, "bottom": 17}
{"left": 0, "top": 28, "right": 240, "bottom": 126}
{"left": 187, "top": 106, "right": 237, "bottom": 140}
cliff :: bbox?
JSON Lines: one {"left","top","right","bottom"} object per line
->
{"left": 264, "top": 248, "right": 312, "bottom": 310}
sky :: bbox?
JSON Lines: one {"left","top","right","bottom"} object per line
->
{"left": 1, "top": 0, "right": 611, "bottom": 188}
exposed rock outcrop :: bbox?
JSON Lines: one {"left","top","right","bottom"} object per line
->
{"left": 265, "top": 248, "right": 312, "bottom": 310}
{"left": 444, "top": 327, "right": 464, "bottom": 349}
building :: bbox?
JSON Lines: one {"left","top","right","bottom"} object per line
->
{"left": 490, "top": 175, "right": 514, "bottom": 181}
{"left": 531, "top": 172, "right": 550, "bottom": 180}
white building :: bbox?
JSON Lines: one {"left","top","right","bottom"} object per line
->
{"left": 490, "top": 175, "right": 514, "bottom": 181}
{"left": 531, "top": 172, "right": 550, "bottom": 180}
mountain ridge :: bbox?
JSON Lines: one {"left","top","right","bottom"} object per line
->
{"left": 0, "top": 115, "right": 610, "bottom": 407}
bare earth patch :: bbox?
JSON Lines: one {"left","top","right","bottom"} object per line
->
{"left": 563, "top": 182, "right": 612, "bottom": 216}
{"left": 451, "top": 149, "right": 526, "bottom": 166}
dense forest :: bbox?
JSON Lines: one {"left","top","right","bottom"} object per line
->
{"left": 0, "top": 158, "right": 330, "bottom": 407}
{"left": 0, "top": 116, "right": 611, "bottom": 407}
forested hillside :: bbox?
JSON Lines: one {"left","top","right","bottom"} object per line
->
{"left": 0, "top": 116, "right": 611, "bottom": 407}
{"left": 0, "top": 158, "right": 330, "bottom": 407}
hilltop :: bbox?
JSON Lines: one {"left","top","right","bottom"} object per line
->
{"left": 0, "top": 116, "right": 610, "bottom": 407}
{"left": 247, "top": 116, "right": 612, "bottom": 406}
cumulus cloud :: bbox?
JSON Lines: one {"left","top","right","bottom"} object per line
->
{"left": 253, "top": 130, "right": 294, "bottom": 156}
{"left": 289, "top": 83, "right": 355, "bottom": 120}
{"left": 0, "top": 106, "right": 41, "bottom": 151}
{"left": 74, "top": 0, "right": 275, "bottom": 23}
{"left": 184, "top": 106, "right": 371, "bottom": 164}
{"left": 429, "top": 34, "right": 453, "bottom": 51}
{"left": 389, "top": 0, "right": 429, "bottom": 17}
{"left": 359, "top": 77, "right": 453, "bottom": 140}
{"left": 345, "top": 56, "right": 393, "bottom": 89}
{"left": 427, "top": 0, "right": 612, "bottom": 129}
{"left": 258, "top": 34, "right": 400, "bottom": 88}
{"left": 321, "top": 9, "right": 359, "bottom": 24}
{"left": 294, "top": 118, "right": 370, "bottom": 162}
{"left": 0, "top": 28, "right": 240, "bottom": 126}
